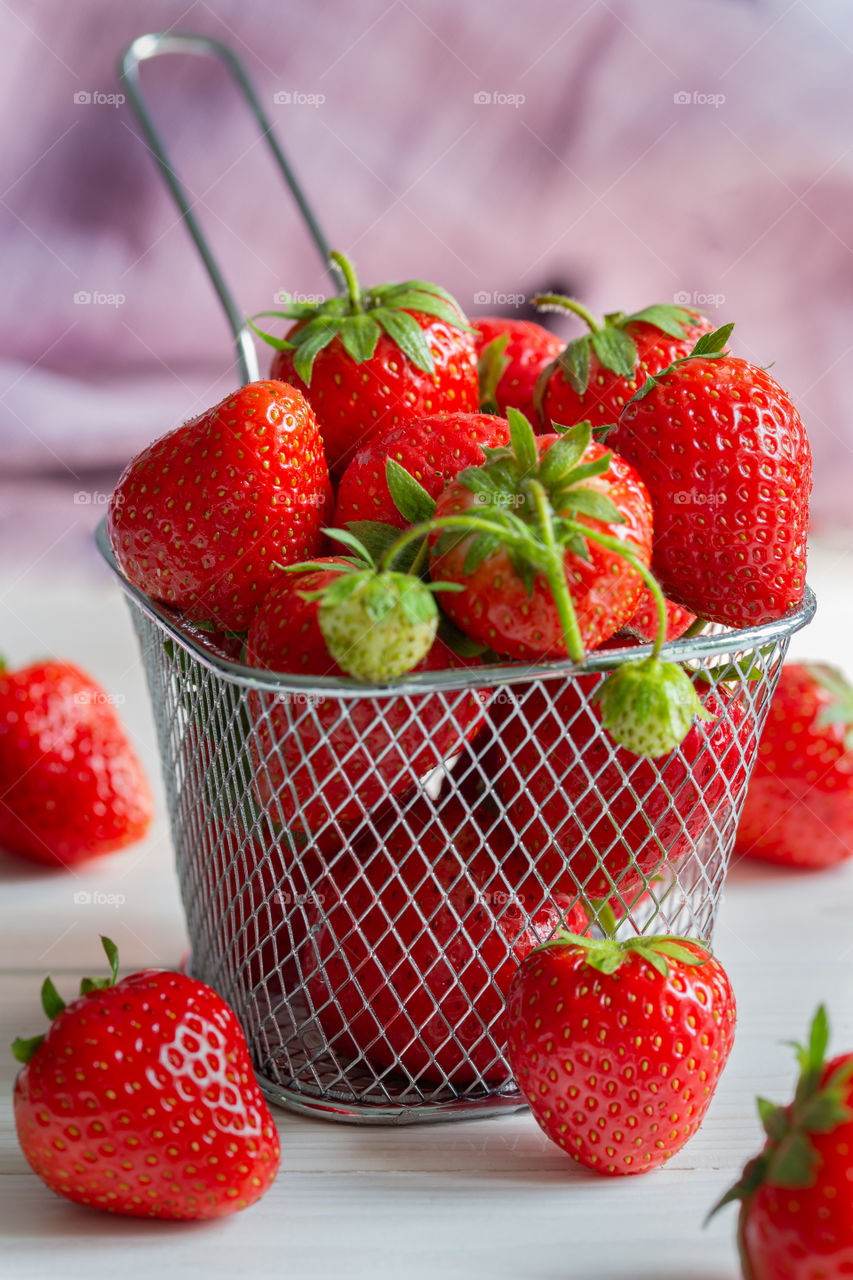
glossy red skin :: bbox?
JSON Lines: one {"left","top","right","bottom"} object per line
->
{"left": 333, "top": 411, "right": 510, "bottom": 529}
{"left": 13, "top": 970, "right": 280, "bottom": 1219}
{"left": 736, "top": 665, "right": 853, "bottom": 869}
{"left": 490, "top": 677, "right": 754, "bottom": 900}
{"left": 539, "top": 312, "right": 713, "bottom": 431}
{"left": 739, "top": 1053, "right": 853, "bottom": 1278}
{"left": 0, "top": 661, "right": 152, "bottom": 868}
{"left": 612, "top": 357, "right": 812, "bottom": 627}
{"left": 245, "top": 561, "right": 485, "bottom": 849}
{"left": 270, "top": 313, "right": 479, "bottom": 476}
{"left": 429, "top": 435, "right": 653, "bottom": 660}
{"left": 622, "top": 586, "right": 695, "bottom": 644}
{"left": 109, "top": 381, "right": 330, "bottom": 631}
{"left": 472, "top": 316, "right": 563, "bottom": 422}
{"left": 506, "top": 939, "right": 736, "bottom": 1175}
{"left": 303, "top": 795, "right": 585, "bottom": 1085}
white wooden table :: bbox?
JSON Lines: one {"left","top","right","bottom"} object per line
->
{"left": 2, "top": 496, "right": 851, "bottom": 1280}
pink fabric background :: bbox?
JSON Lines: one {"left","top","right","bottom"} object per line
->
{"left": 1, "top": 0, "right": 849, "bottom": 527}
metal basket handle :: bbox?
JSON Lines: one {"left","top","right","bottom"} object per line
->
{"left": 119, "top": 32, "right": 335, "bottom": 384}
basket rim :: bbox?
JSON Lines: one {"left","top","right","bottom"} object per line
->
{"left": 95, "top": 518, "right": 816, "bottom": 697}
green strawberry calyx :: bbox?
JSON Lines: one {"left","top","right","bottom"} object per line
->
{"left": 806, "top": 662, "right": 853, "bottom": 750}
{"left": 248, "top": 250, "right": 474, "bottom": 384}
{"left": 289, "top": 529, "right": 458, "bottom": 682}
{"left": 708, "top": 1007, "right": 853, "bottom": 1275}
{"left": 477, "top": 331, "right": 511, "bottom": 414}
{"left": 626, "top": 322, "right": 734, "bottom": 406}
{"left": 11, "top": 936, "right": 120, "bottom": 1065}
{"left": 531, "top": 296, "right": 705, "bottom": 409}
{"left": 537, "top": 930, "right": 710, "bottom": 977}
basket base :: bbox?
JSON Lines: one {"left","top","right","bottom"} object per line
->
{"left": 256, "top": 1073, "right": 529, "bottom": 1126}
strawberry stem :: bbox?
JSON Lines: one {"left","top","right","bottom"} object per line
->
{"left": 533, "top": 293, "right": 602, "bottom": 334}
{"left": 527, "top": 479, "right": 584, "bottom": 662}
{"left": 578, "top": 526, "right": 668, "bottom": 659}
{"left": 329, "top": 250, "right": 362, "bottom": 314}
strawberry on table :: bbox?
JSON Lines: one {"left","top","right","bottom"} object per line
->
{"left": 611, "top": 324, "right": 812, "bottom": 627}
{"left": 108, "top": 380, "right": 330, "bottom": 632}
{"left": 472, "top": 315, "right": 563, "bottom": 422}
{"left": 333, "top": 411, "right": 511, "bottom": 530}
{"left": 506, "top": 931, "right": 736, "bottom": 1174}
{"left": 710, "top": 1007, "right": 853, "bottom": 1278}
{"left": 12, "top": 937, "right": 280, "bottom": 1219}
{"left": 533, "top": 297, "right": 712, "bottom": 432}
{"left": 254, "top": 252, "right": 479, "bottom": 475}
{"left": 736, "top": 663, "right": 853, "bottom": 869}
{"left": 0, "top": 660, "right": 151, "bottom": 868}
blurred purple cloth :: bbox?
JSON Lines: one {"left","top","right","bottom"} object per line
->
{"left": 0, "top": 0, "right": 850, "bottom": 528}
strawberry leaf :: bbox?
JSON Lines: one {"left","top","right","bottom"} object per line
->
{"left": 41, "top": 977, "right": 65, "bottom": 1020}
{"left": 478, "top": 332, "right": 510, "bottom": 413}
{"left": 344, "top": 520, "right": 420, "bottom": 573}
{"left": 508, "top": 408, "right": 538, "bottom": 476}
{"left": 339, "top": 313, "right": 381, "bottom": 364}
{"left": 379, "top": 289, "right": 473, "bottom": 331}
{"left": 590, "top": 327, "right": 637, "bottom": 379}
{"left": 691, "top": 323, "right": 734, "bottom": 356}
{"left": 11, "top": 1034, "right": 44, "bottom": 1064}
{"left": 386, "top": 459, "right": 437, "bottom": 524}
{"left": 559, "top": 487, "right": 624, "bottom": 525}
{"left": 374, "top": 308, "right": 435, "bottom": 374}
{"left": 556, "top": 335, "right": 591, "bottom": 396}
{"left": 622, "top": 304, "right": 696, "bottom": 339}
{"left": 245, "top": 316, "right": 295, "bottom": 352}
{"left": 292, "top": 318, "right": 342, "bottom": 383}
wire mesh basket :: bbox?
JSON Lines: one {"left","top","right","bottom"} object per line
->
{"left": 97, "top": 521, "right": 815, "bottom": 1124}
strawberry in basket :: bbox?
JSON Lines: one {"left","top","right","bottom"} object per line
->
{"left": 611, "top": 323, "right": 812, "bottom": 627}
{"left": 108, "top": 380, "right": 330, "bottom": 632}
{"left": 472, "top": 316, "right": 563, "bottom": 422}
{"left": 253, "top": 252, "right": 479, "bottom": 475}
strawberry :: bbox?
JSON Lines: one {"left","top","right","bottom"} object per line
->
{"left": 621, "top": 587, "right": 695, "bottom": 645}
{"left": 108, "top": 380, "right": 330, "bottom": 632}
{"left": 303, "top": 795, "right": 586, "bottom": 1084}
{"left": 0, "top": 660, "right": 151, "bottom": 868}
{"left": 506, "top": 932, "right": 736, "bottom": 1174}
{"left": 12, "top": 937, "right": 280, "bottom": 1219}
{"left": 254, "top": 253, "right": 478, "bottom": 475}
{"left": 428, "top": 413, "right": 654, "bottom": 661}
{"left": 244, "top": 559, "right": 484, "bottom": 849}
{"left": 611, "top": 325, "right": 812, "bottom": 627}
{"left": 333, "top": 411, "right": 510, "bottom": 530}
{"left": 735, "top": 663, "right": 853, "bottom": 869}
{"left": 533, "top": 297, "right": 712, "bottom": 431}
{"left": 488, "top": 675, "right": 753, "bottom": 901}
{"left": 710, "top": 1006, "right": 853, "bottom": 1278}
{"left": 472, "top": 316, "right": 563, "bottom": 421}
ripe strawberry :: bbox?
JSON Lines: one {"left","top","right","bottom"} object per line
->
{"left": 0, "top": 660, "right": 152, "bottom": 868}
{"left": 109, "top": 380, "right": 330, "bottom": 632}
{"left": 506, "top": 932, "right": 736, "bottom": 1174}
{"left": 428, "top": 415, "right": 653, "bottom": 661}
{"left": 303, "top": 795, "right": 586, "bottom": 1084}
{"left": 472, "top": 316, "right": 563, "bottom": 421}
{"left": 256, "top": 253, "right": 478, "bottom": 475}
{"left": 611, "top": 326, "right": 812, "bottom": 627}
{"left": 711, "top": 1007, "right": 853, "bottom": 1278}
{"left": 736, "top": 663, "right": 853, "bottom": 869}
{"left": 333, "top": 411, "right": 510, "bottom": 530}
{"left": 244, "top": 559, "right": 484, "bottom": 849}
{"left": 12, "top": 938, "right": 280, "bottom": 1219}
{"left": 621, "top": 587, "right": 695, "bottom": 645}
{"left": 534, "top": 298, "right": 712, "bottom": 430}
{"left": 490, "top": 676, "right": 753, "bottom": 900}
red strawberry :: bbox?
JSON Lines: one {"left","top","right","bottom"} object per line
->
{"left": 711, "top": 1006, "right": 853, "bottom": 1278}
{"left": 108, "top": 380, "right": 330, "bottom": 631}
{"left": 257, "top": 253, "right": 478, "bottom": 475}
{"left": 333, "top": 411, "right": 510, "bottom": 530}
{"left": 0, "top": 660, "right": 152, "bottom": 868}
{"left": 490, "top": 675, "right": 753, "bottom": 901}
{"left": 429, "top": 419, "right": 653, "bottom": 661}
{"left": 472, "top": 316, "right": 563, "bottom": 421}
{"left": 534, "top": 298, "right": 712, "bottom": 430}
{"left": 303, "top": 795, "right": 585, "bottom": 1084}
{"left": 12, "top": 938, "right": 280, "bottom": 1219}
{"left": 244, "top": 560, "right": 484, "bottom": 849}
{"left": 735, "top": 663, "right": 853, "bottom": 869}
{"left": 611, "top": 327, "right": 812, "bottom": 626}
{"left": 621, "top": 587, "right": 695, "bottom": 645}
{"left": 506, "top": 932, "right": 736, "bottom": 1174}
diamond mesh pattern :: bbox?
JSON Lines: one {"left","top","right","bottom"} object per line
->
{"left": 122, "top": 575, "right": 814, "bottom": 1124}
